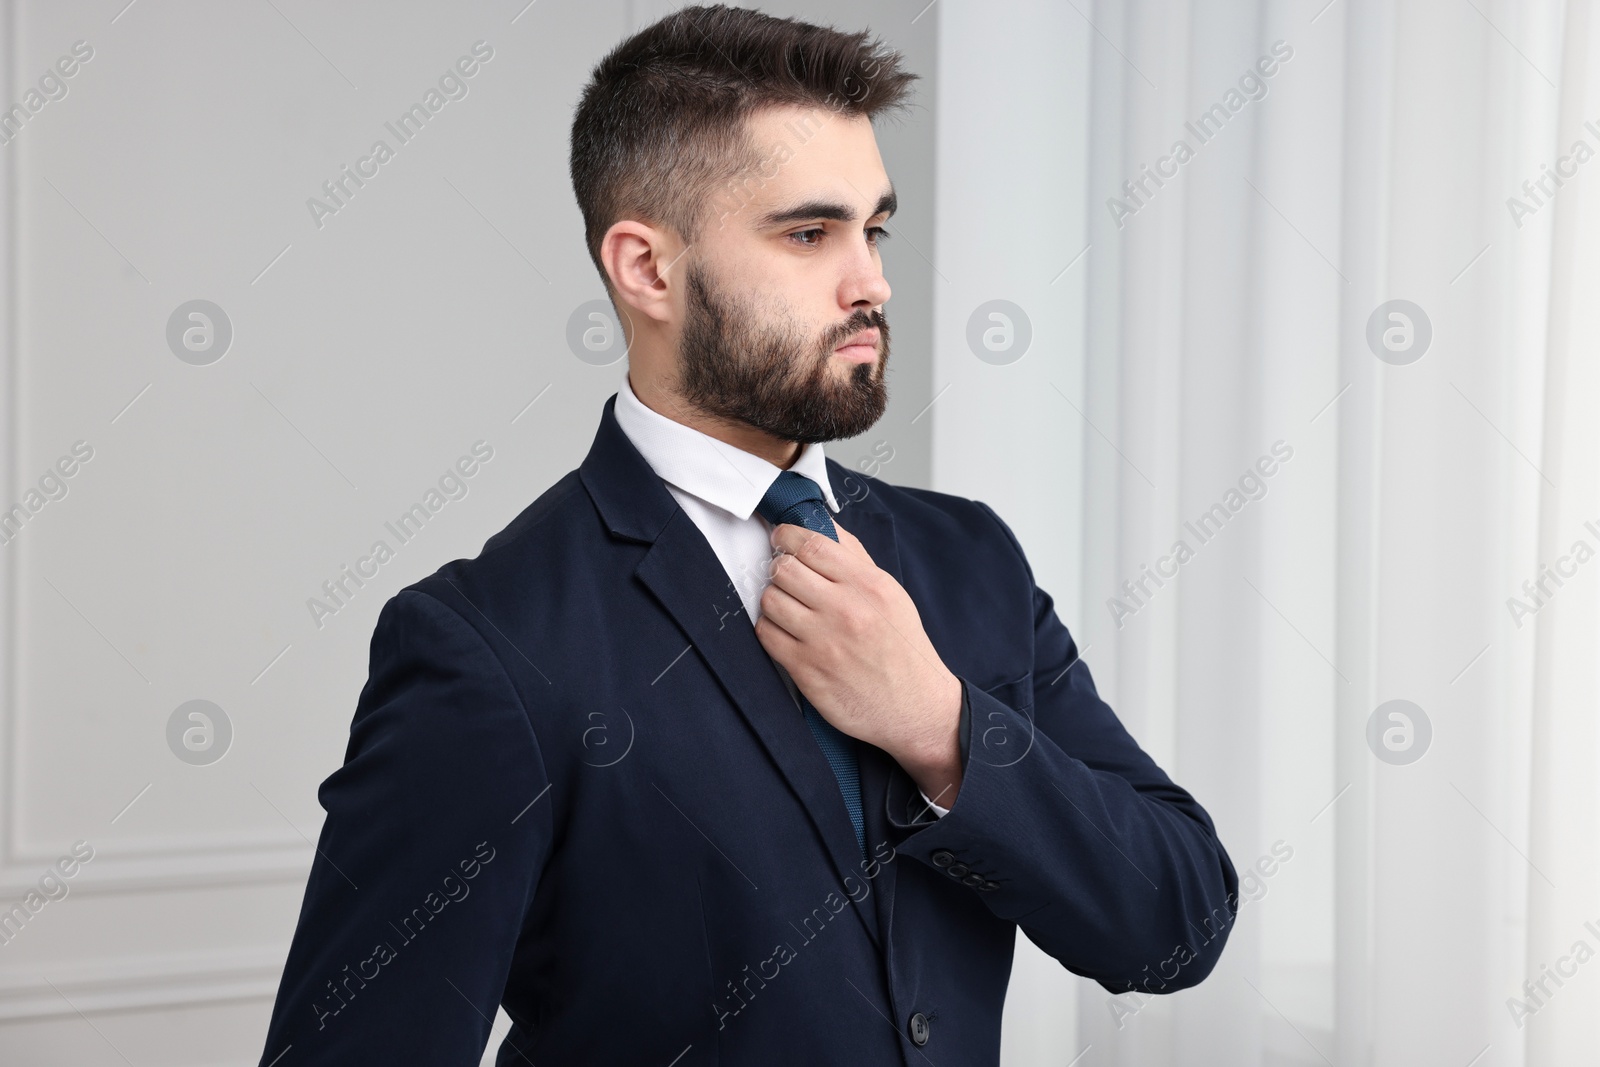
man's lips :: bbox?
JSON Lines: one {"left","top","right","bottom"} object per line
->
{"left": 834, "top": 329, "right": 880, "bottom": 363}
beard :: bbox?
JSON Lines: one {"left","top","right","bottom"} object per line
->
{"left": 674, "top": 260, "right": 889, "bottom": 445}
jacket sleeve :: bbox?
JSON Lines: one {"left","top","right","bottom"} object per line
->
{"left": 885, "top": 502, "right": 1238, "bottom": 995}
{"left": 257, "top": 589, "right": 551, "bottom": 1065}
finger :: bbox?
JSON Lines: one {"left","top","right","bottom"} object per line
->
{"left": 769, "top": 523, "right": 854, "bottom": 582}
{"left": 757, "top": 582, "right": 812, "bottom": 640}
{"left": 766, "top": 546, "right": 834, "bottom": 609}
{"left": 753, "top": 611, "right": 804, "bottom": 667}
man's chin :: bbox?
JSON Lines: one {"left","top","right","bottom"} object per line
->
{"left": 748, "top": 402, "right": 882, "bottom": 445}
{"left": 811, "top": 397, "right": 887, "bottom": 443}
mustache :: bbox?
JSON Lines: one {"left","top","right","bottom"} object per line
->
{"left": 822, "top": 309, "right": 889, "bottom": 351}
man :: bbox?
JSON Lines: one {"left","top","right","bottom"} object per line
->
{"left": 258, "top": 6, "right": 1238, "bottom": 1065}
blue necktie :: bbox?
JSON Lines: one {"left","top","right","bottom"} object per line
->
{"left": 755, "top": 471, "right": 866, "bottom": 859}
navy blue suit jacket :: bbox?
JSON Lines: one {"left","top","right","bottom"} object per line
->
{"left": 257, "top": 394, "right": 1238, "bottom": 1065}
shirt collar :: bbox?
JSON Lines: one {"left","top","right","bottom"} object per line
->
{"left": 613, "top": 368, "right": 840, "bottom": 521}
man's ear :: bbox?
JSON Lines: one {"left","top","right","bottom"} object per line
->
{"left": 601, "top": 220, "right": 681, "bottom": 325}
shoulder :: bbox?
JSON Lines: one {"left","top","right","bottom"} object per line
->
{"left": 832, "top": 460, "right": 1030, "bottom": 559}
{"left": 386, "top": 466, "right": 608, "bottom": 637}
{"left": 826, "top": 459, "right": 1030, "bottom": 573}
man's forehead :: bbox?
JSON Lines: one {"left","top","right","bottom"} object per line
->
{"left": 736, "top": 107, "right": 892, "bottom": 226}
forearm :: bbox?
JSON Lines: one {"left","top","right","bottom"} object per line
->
{"left": 886, "top": 678, "right": 1238, "bottom": 991}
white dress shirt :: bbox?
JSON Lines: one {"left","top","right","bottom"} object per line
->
{"left": 613, "top": 369, "right": 950, "bottom": 818}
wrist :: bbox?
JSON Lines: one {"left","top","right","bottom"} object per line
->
{"left": 898, "top": 670, "right": 964, "bottom": 797}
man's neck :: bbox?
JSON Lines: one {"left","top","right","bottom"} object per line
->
{"left": 628, "top": 370, "right": 803, "bottom": 470}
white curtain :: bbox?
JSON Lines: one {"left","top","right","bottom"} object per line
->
{"left": 1062, "top": 0, "right": 1597, "bottom": 1064}
{"left": 1525, "top": 1, "right": 1600, "bottom": 1062}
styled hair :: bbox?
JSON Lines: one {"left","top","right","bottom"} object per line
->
{"left": 569, "top": 4, "right": 918, "bottom": 289}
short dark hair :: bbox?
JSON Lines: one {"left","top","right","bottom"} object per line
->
{"left": 569, "top": 4, "right": 918, "bottom": 290}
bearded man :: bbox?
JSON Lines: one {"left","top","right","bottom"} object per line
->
{"left": 258, "top": 7, "right": 1238, "bottom": 1065}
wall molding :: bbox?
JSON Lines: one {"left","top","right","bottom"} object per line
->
{"left": 0, "top": 839, "right": 312, "bottom": 897}
{"left": 0, "top": 947, "right": 282, "bottom": 1021}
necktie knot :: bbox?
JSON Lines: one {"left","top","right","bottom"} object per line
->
{"left": 756, "top": 471, "right": 838, "bottom": 542}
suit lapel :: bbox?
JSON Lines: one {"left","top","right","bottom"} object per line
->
{"left": 584, "top": 397, "right": 907, "bottom": 950}
{"left": 641, "top": 511, "right": 889, "bottom": 946}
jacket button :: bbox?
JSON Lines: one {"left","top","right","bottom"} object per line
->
{"left": 980, "top": 880, "right": 1000, "bottom": 891}
{"left": 908, "top": 1010, "right": 930, "bottom": 1046}
{"left": 931, "top": 850, "right": 955, "bottom": 867}
{"left": 947, "top": 862, "right": 970, "bottom": 877}
{"left": 963, "top": 873, "right": 986, "bottom": 887}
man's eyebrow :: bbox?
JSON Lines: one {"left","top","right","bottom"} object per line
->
{"left": 755, "top": 188, "right": 897, "bottom": 229}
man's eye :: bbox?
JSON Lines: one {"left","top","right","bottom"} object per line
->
{"left": 787, "top": 226, "right": 893, "bottom": 247}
